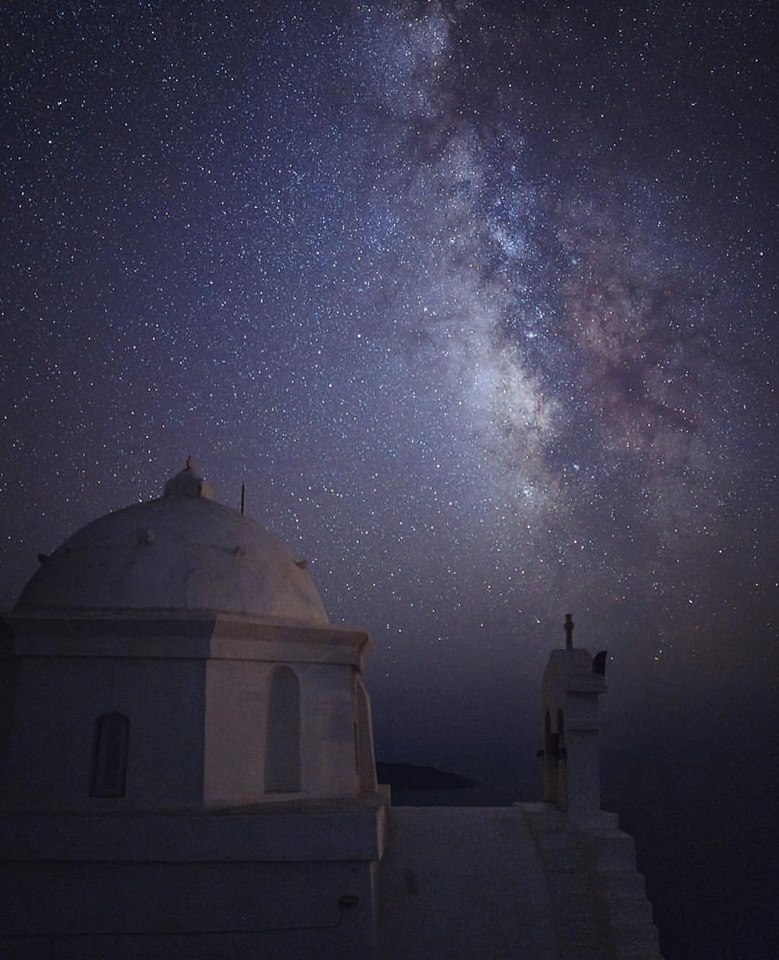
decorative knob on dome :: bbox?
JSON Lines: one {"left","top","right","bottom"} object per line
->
{"left": 163, "top": 457, "right": 215, "bottom": 499}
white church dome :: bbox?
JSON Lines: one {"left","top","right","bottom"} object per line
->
{"left": 14, "top": 462, "right": 329, "bottom": 625}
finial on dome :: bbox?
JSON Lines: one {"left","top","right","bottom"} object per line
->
{"left": 163, "top": 457, "right": 215, "bottom": 499}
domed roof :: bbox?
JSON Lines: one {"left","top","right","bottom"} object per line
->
{"left": 15, "top": 462, "right": 329, "bottom": 626}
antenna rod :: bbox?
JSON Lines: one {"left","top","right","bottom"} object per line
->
{"left": 240, "top": 482, "right": 245, "bottom": 515}
{"left": 564, "top": 613, "right": 574, "bottom": 649}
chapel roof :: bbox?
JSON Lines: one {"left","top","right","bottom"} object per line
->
{"left": 14, "top": 461, "right": 329, "bottom": 625}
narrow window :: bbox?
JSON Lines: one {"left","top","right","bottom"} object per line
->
{"left": 556, "top": 708, "right": 567, "bottom": 812}
{"left": 354, "top": 675, "right": 377, "bottom": 794}
{"left": 90, "top": 713, "right": 129, "bottom": 797}
{"left": 543, "top": 710, "right": 559, "bottom": 805}
{"left": 265, "top": 667, "right": 301, "bottom": 793}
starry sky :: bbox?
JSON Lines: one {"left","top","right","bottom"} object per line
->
{"left": 1, "top": 2, "right": 777, "bottom": 954}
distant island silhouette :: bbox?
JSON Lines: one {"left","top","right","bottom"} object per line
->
{"left": 376, "top": 762, "right": 478, "bottom": 790}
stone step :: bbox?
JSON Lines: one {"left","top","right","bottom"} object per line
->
{"left": 617, "top": 946, "right": 664, "bottom": 960}
{"left": 534, "top": 827, "right": 572, "bottom": 849}
{"left": 521, "top": 803, "right": 567, "bottom": 832}
{"left": 600, "top": 869, "right": 648, "bottom": 900}
{"left": 611, "top": 921, "right": 661, "bottom": 953}
{"left": 540, "top": 845, "right": 590, "bottom": 872}
{"left": 557, "top": 915, "right": 600, "bottom": 941}
{"left": 589, "top": 831, "right": 637, "bottom": 870}
{"left": 546, "top": 870, "right": 597, "bottom": 905}
{"left": 558, "top": 941, "right": 603, "bottom": 960}
{"left": 605, "top": 896, "right": 654, "bottom": 926}
{"left": 576, "top": 811, "right": 621, "bottom": 831}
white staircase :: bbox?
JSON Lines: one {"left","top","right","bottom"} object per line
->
{"left": 522, "top": 803, "right": 663, "bottom": 960}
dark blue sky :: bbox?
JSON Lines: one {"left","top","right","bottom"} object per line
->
{"left": 2, "top": 3, "right": 777, "bottom": 955}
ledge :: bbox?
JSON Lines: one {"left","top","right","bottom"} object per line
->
{"left": 0, "top": 795, "right": 388, "bottom": 864}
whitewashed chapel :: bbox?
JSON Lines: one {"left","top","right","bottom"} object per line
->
{"left": 0, "top": 461, "right": 663, "bottom": 959}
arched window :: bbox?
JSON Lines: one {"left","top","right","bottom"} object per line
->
{"left": 265, "top": 667, "right": 301, "bottom": 793}
{"left": 556, "top": 708, "right": 567, "bottom": 812}
{"left": 354, "top": 675, "right": 377, "bottom": 794}
{"left": 543, "top": 709, "right": 559, "bottom": 805}
{"left": 90, "top": 712, "right": 129, "bottom": 797}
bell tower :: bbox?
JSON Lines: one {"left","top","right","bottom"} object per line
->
{"left": 541, "top": 614, "right": 608, "bottom": 823}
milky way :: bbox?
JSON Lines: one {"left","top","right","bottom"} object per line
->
{"left": 2, "top": 1, "right": 776, "bottom": 769}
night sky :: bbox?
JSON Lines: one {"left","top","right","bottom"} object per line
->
{"left": 2, "top": 2, "right": 777, "bottom": 957}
